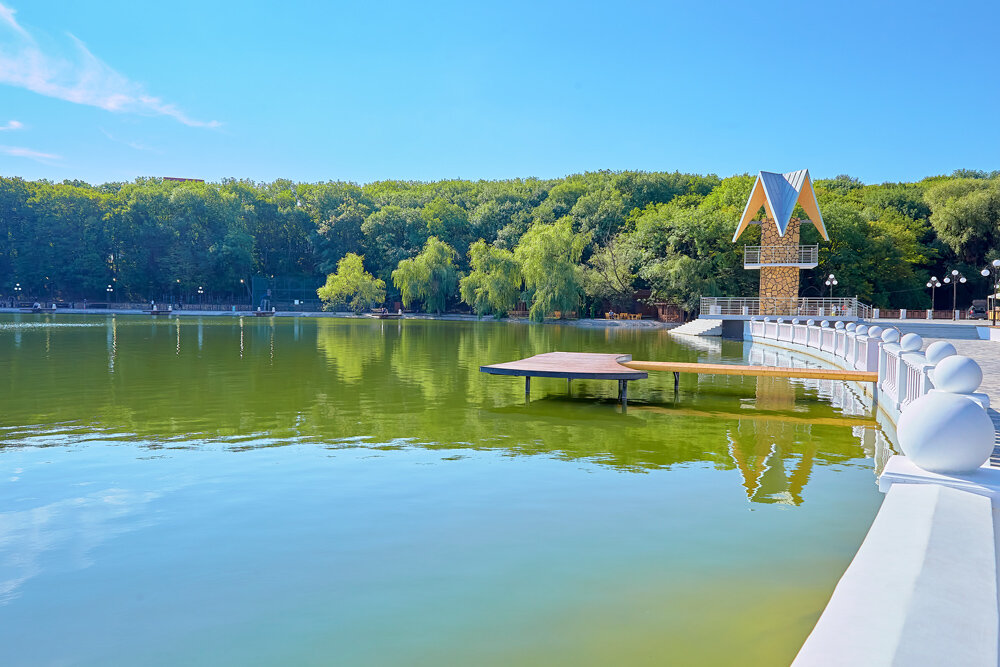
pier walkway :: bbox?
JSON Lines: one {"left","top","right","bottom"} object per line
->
{"left": 480, "top": 351, "right": 876, "bottom": 406}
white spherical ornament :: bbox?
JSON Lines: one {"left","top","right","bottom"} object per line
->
{"left": 776, "top": 318, "right": 785, "bottom": 323}
{"left": 791, "top": 318, "right": 800, "bottom": 324}
{"left": 900, "top": 333, "right": 923, "bottom": 352}
{"left": 897, "top": 392, "right": 995, "bottom": 474}
{"left": 924, "top": 340, "right": 957, "bottom": 365}
{"left": 855, "top": 325, "right": 869, "bottom": 335}
{"left": 763, "top": 317, "right": 772, "bottom": 322}
{"left": 820, "top": 320, "right": 830, "bottom": 328}
{"left": 881, "top": 328, "right": 900, "bottom": 343}
{"left": 932, "top": 355, "right": 983, "bottom": 393}
{"left": 806, "top": 319, "right": 815, "bottom": 326}
{"left": 846, "top": 322, "right": 856, "bottom": 332}
{"left": 835, "top": 321, "right": 845, "bottom": 330}
{"left": 867, "top": 325, "right": 883, "bottom": 338}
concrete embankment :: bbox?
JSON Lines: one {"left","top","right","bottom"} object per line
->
{"left": 748, "top": 320, "right": 1000, "bottom": 665}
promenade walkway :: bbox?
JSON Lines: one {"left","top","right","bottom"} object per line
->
{"left": 870, "top": 319, "right": 986, "bottom": 340}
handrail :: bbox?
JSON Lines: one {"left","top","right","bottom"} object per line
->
{"left": 743, "top": 244, "right": 819, "bottom": 265}
{"left": 703, "top": 297, "right": 863, "bottom": 318}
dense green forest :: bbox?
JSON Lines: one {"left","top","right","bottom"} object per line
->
{"left": 2, "top": 169, "right": 999, "bottom": 316}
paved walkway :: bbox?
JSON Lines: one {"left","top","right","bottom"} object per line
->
{"left": 871, "top": 319, "right": 987, "bottom": 340}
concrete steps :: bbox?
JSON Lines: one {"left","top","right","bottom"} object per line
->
{"left": 669, "top": 318, "right": 722, "bottom": 336}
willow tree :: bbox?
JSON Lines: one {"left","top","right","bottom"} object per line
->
{"left": 514, "top": 218, "right": 591, "bottom": 321}
{"left": 317, "top": 253, "right": 385, "bottom": 313}
{"left": 391, "top": 236, "right": 458, "bottom": 313}
{"left": 459, "top": 240, "right": 522, "bottom": 317}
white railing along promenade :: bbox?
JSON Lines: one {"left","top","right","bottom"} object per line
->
{"left": 701, "top": 297, "right": 864, "bottom": 318}
{"left": 750, "top": 321, "right": 999, "bottom": 667}
{"left": 747, "top": 317, "right": 968, "bottom": 419}
{"left": 743, "top": 244, "right": 819, "bottom": 266}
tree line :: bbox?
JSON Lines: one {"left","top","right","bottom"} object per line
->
{"left": 2, "top": 169, "right": 999, "bottom": 317}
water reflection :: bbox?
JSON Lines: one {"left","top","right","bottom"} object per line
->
{"left": 0, "top": 316, "right": 894, "bottom": 502}
{"left": 0, "top": 316, "right": 893, "bottom": 667}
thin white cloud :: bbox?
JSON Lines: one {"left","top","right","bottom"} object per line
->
{"left": 0, "top": 145, "right": 62, "bottom": 162}
{"left": 0, "top": 119, "right": 23, "bottom": 131}
{"left": 0, "top": 1, "right": 29, "bottom": 40}
{"left": 100, "top": 127, "right": 158, "bottom": 153}
{"left": 0, "top": 3, "right": 220, "bottom": 128}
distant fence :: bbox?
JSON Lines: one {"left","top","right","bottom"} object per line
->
{"left": 700, "top": 297, "right": 870, "bottom": 319}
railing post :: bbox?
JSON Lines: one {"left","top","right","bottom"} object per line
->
{"left": 896, "top": 333, "right": 923, "bottom": 409}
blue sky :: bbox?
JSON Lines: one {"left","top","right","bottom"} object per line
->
{"left": 0, "top": 0, "right": 997, "bottom": 185}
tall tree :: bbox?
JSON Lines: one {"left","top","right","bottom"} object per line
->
{"left": 514, "top": 218, "right": 591, "bottom": 321}
{"left": 317, "top": 253, "right": 385, "bottom": 313}
{"left": 582, "top": 232, "right": 642, "bottom": 309}
{"left": 459, "top": 240, "right": 522, "bottom": 317}
{"left": 391, "top": 236, "right": 459, "bottom": 314}
{"left": 925, "top": 177, "right": 1000, "bottom": 263}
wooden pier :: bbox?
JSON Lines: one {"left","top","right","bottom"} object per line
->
{"left": 480, "top": 351, "right": 877, "bottom": 406}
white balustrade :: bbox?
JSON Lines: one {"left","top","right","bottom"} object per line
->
{"left": 747, "top": 317, "right": 963, "bottom": 417}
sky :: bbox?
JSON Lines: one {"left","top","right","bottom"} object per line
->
{"left": 0, "top": 0, "right": 997, "bottom": 186}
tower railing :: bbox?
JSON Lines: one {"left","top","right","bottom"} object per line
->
{"left": 743, "top": 244, "right": 819, "bottom": 266}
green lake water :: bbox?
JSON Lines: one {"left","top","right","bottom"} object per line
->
{"left": 0, "top": 314, "right": 890, "bottom": 666}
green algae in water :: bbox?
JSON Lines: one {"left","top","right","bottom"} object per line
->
{"left": 0, "top": 315, "right": 891, "bottom": 666}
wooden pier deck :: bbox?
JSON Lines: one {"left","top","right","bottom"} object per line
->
{"left": 480, "top": 351, "right": 877, "bottom": 406}
{"left": 620, "top": 360, "right": 877, "bottom": 382}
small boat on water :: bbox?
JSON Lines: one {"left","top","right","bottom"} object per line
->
{"left": 366, "top": 312, "right": 402, "bottom": 319}
{"left": 254, "top": 310, "right": 275, "bottom": 317}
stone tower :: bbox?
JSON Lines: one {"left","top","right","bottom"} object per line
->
{"left": 733, "top": 170, "right": 828, "bottom": 316}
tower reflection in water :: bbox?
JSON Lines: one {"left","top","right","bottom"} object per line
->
{"left": 727, "top": 347, "right": 896, "bottom": 506}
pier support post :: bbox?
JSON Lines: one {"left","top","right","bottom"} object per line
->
{"left": 525, "top": 376, "right": 530, "bottom": 401}
{"left": 674, "top": 371, "right": 680, "bottom": 390}
{"left": 620, "top": 380, "right": 628, "bottom": 408}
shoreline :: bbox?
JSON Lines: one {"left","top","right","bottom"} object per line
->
{"left": 0, "top": 308, "right": 680, "bottom": 330}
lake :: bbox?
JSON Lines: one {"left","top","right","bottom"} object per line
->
{"left": 0, "top": 314, "right": 890, "bottom": 666}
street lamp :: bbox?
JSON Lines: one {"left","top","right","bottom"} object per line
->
{"left": 943, "top": 269, "right": 967, "bottom": 319}
{"left": 106, "top": 284, "right": 114, "bottom": 305}
{"left": 980, "top": 259, "right": 1000, "bottom": 325}
{"left": 14, "top": 282, "right": 21, "bottom": 302}
{"left": 927, "top": 277, "right": 942, "bottom": 313}
{"left": 825, "top": 273, "right": 838, "bottom": 299}
{"left": 197, "top": 286, "right": 204, "bottom": 307}
{"left": 240, "top": 278, "right": 252, "bottom": 304}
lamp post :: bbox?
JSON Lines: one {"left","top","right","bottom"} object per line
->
{"left": 943, "top": 270, "right": 967, "bottom": 320}
{"left": 240, "top": 278, "right": 252, "bottom": 304}
{"left": 981, "top": 259, "right": 1000, "bottom": 325}
{"left": 197, "top": 286, "right": 204, "bottom": 307}
{"left": 927, "top": 277, "right": 942, "bottom": 314}
{"left": 825, "top": 273, "right": 838, "bottom": 299}
{"left": 106, "top": 284, "right": 114, "bottom": 306}
{"left": 14, "top": 282, "right": 21, "bottom": 304}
